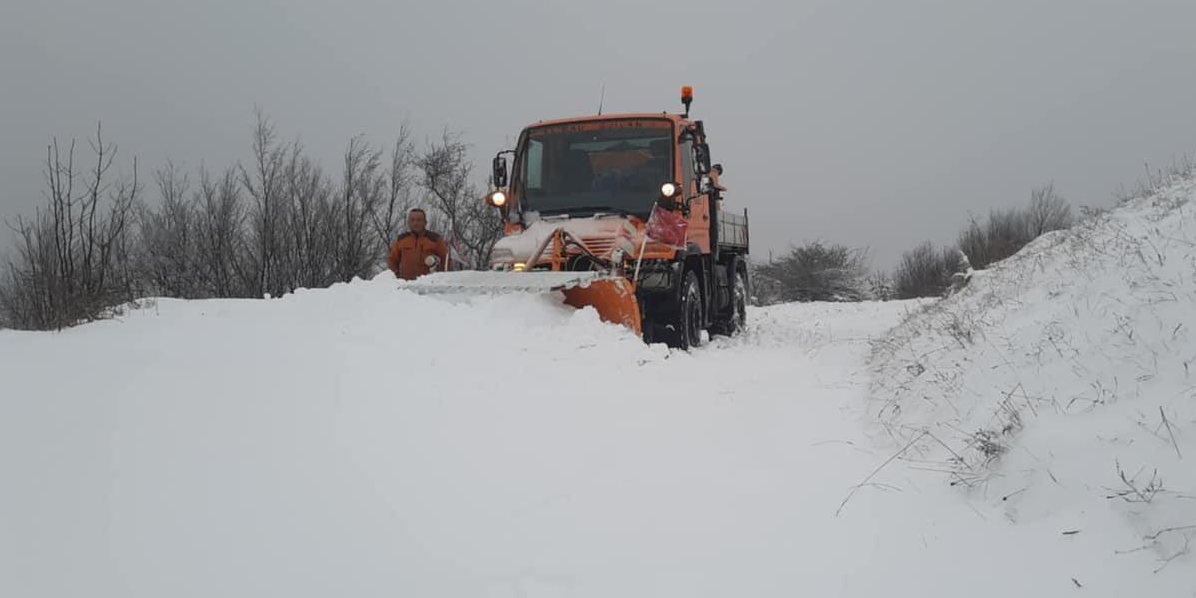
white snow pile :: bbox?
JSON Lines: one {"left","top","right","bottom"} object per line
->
{"left": 1, "top": 273, "right": 933, "bottom": 597}
{"left": 870, "top": 178, "right": 1196, "bottom": 581}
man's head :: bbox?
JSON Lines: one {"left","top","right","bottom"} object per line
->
{"left": 407, "top": 208, "right": 427, "bottom": 234}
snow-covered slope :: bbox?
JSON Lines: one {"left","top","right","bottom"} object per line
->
{"left": 3, "top": 178, "right": 1195, "bottom": 596}
{"left": 871, "top": 181, "right": 1196, "bottom": 587}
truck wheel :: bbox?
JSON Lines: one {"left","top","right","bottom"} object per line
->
{"left": 675, "top": 270, "right": 704, "bottom": 350}
{"left": 641, "top": 270, "right": 704, "bottom": 350}
{"left": 711, "top": 269, "right": 747, "bottom": 336}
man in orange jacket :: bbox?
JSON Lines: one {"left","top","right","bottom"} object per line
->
{"left": 387, "top": 208, "right": 449, "bottom": 280}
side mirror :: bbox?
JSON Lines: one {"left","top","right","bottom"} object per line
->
{"left": 492, "top": 155, "right": 508, "bottom": 188}
{"left": 694, "top": 143, "right": 712, "bottom": 175}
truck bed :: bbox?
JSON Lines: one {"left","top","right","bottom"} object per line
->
{"left": 717, "top": 209, "right": 749, "bottom": 251}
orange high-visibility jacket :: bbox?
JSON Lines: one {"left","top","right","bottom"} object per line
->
{"left": 387, "top": 231, "right": 448, "bottom": 280}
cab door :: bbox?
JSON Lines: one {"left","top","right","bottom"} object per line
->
{"left": 680, "top": 138, "right": 711, "bottom": 254}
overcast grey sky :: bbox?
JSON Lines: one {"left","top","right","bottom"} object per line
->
{"left": 3, "top": 0, "right": 1195, "bottom": 269}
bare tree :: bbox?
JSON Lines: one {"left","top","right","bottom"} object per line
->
{"left": 239, "top": 108, "right": 288, "bottom": 297}
{"left": 1, "top": 111, "right": 494, "bottom": 328}
{"left": 136, "top": 160, "right": 196, "bottom": 297}
{"left": 337, "top": 135, "right": 387, "bottom": 280}
{"left": 371, "top": 125, "right": 417, "bottom": 251}
{"left": 1, "top": 213, "right": 57, "bottom": 328}
{"left": 194, "top": 166, "right": 249, "bottom": 298}
{"left": 0, "top": 123, "right": 140, "bottom": 329}
{"left": 416, "top": 129, "right": 503, "bottom": 269}
{"left": 1026, "top": 183, "right": 1074, "bottom": 237}
{"left": 280, "top": 140, "right": 337, "bottom": 290}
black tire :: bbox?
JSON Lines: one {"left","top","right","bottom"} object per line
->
{"left": 712, "top": 269, "right": 748, "bottom": 336}
{"left": 673, "top": 270, "right": 704, "bottom": 350}
{"left": 641, "top": 270, "right": 704, "bottom": 350}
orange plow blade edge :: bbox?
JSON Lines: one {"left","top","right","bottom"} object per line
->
{"left": 398, "top": 270, "right": 642, "bottom": 336}
{"left": 561, "top": 277, "right": 642, "bottom": 335}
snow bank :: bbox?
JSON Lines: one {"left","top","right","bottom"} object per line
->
{"left": 870, "top": 179, "right": 1196, "bottom": 582}
{"left": 0, "top": 272, "right": 931, "bottom": 597}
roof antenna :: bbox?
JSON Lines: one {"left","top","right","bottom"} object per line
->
{"left": 597, "top": 83, "right": 606, "bottom": 115}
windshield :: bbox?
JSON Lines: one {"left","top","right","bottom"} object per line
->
{"left": 516, "top": 119, "right": 674, "bottom": 217}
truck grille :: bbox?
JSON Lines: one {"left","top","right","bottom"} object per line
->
{"left": 575, "top": 236, "right": 615, "bottom": 257}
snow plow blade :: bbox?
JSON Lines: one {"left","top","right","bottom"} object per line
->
{"left": 398, "top": 271, "right": 642, "bottom": 334}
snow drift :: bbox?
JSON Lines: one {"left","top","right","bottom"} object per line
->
{"left": 870, "top": 178, "right": 1196, "bottom": 585}
{"left": 1, "top": 274, "right": 932, "bottom": 597}
{"left": 3, "top": 175, "right": 1196, "bottom": 597}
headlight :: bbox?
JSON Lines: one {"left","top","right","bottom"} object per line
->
{"left": 485, "top": 191, "right": 507, "bottom": 207}
{"left": 660, "top": 183, "right": 677, "bottom": 197}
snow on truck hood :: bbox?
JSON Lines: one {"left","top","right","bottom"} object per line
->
{"left": 491, "top": 215, "right": 639, "bottom": 264}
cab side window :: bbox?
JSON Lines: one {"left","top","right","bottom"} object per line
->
{"left": 526, "top": 139, "right": 543, "bottom": 192}
{"left": 680, "top": 139, "right": 695, "bottom": 196}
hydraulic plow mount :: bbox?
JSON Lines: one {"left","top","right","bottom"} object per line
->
{"left": 399, "top": 227, "right": 643, "bottom": 335}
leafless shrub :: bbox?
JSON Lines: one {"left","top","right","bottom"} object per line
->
{"left": 238, "top": 109, "right": 289, "bottom": 297}
{"left": 235, "top": 110, "right": 394, "bottom": 295}
{"left": 747, "top": 261, "right": 783, "bottom": 306}
{"left": 416, "top": 129, "right": 503, "bottom": 269}
{"left": 956, "top": 184, "right": 1074, "bottom": 270}
{"left": 956, "top": 217, "right": 988, "bottom": 270}
{"left": 193, "top": 166, "right": 249, "bottom": 298}
{"left": 371, "top": 125, "right": 417, "bottom": 251}
{"left": 957, "top": 207, "right": 1032, "bottom": 270}
{"left": 280, "top": 140, "right": 339, "bottom": 290}
{"left": 0, "top": 124, "right": 140, "bottom": 329}
{"left": 756, "top": 241, "right": 870, "bottom": 302}
{"left": 892, "top": 241, "right": 960, "bottom": 299}
{"left": 331, "top": 135, "right": 385, "bottom": 281}
{"left": 1, "top": 110, "right": 491, "bottom": 328}
{"left": 135, "top": 160, "right": 199, "bottom": 297}
{"left": 985, "top": 207, "right": 1033, "bottom": 264}
{"left": 1026, "top": 183, "right": 1075, "bottom": 237}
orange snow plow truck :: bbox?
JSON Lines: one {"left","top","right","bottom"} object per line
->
{"left": 401, "top": 87, "right": 750, "bottom": 349}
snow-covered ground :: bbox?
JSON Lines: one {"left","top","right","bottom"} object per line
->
{"left": 0, "top": 282, "right": 925, "bottom": 596}
{"left": 2, "top": 179, "right": 1194, "bottom": 597}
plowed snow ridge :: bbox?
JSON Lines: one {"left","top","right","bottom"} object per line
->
{"left": 0, "top": 281, "right": 934, "bottom": 597}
